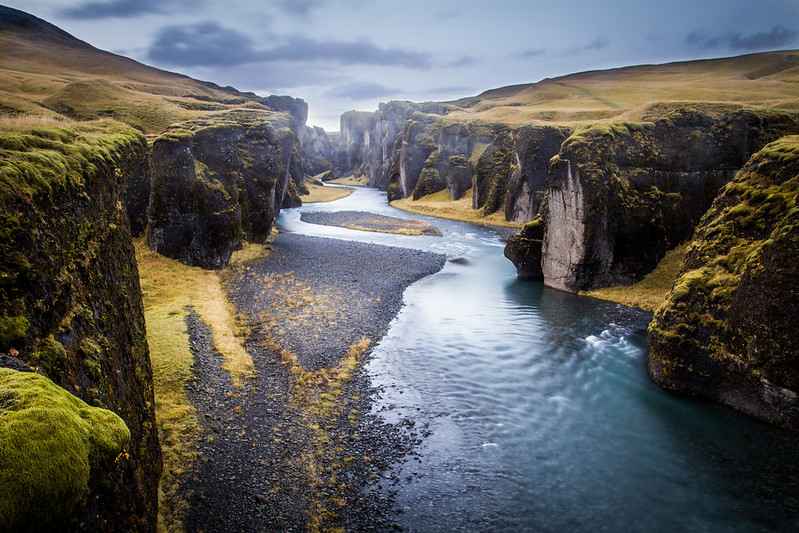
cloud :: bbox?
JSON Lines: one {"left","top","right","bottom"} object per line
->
{"left": 516, "top": 48, "right": 547, "bottom": 59}
{"left": 147, "top": 22, "right": 433, "bottom": 69}
{"left": 418, "top": 85, "right": 474, "bottom": 96}
{"left": 277, "top": 0, "right": 324, "bottom": 17}
{"left": 324, "top": 81, "right": 400, "bottom": 100}
{"left": 565, "top": 37, "right": 609, "bottom": 54}
{"left": 686, "top": 25, "right": 798, "bottom": 51}
{"left": 60, "top": 0, "right": 191, "bottom": 19}
{"left": 148, "top": 22, "right": 262, "bottom": 67}
{"left": 447, "top": 55, "right": 478, "bottom": 67}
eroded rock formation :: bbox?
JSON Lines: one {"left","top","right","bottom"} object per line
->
{"left": 147, "top": 109, "right": 298, "bottom": 268}
{"left": 541, "top": 107, "right": 799, "bottom": 291}
{"left": 0, "top": 121, "right": 160, "bottom": 531}
{"left": 648, "top": 135, "right": 799, "bottom": 429}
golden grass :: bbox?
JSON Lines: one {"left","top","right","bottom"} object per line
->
{"left": 301, "top": 181, "right": 353, "bottom": 203}
{"left": 445, "top": 50, "right": 799, "bottom": 126}
{"left": 581, "top": 243, "right": 689, "bottom": 312}
{"left": 330, "top": 175, "right": 369, "bottom": 186}
{"left": 0, "top": 113, "right": 74, "bottom": 130}
{"left": 0, "top": 24, "right": 267, "bottom": 134}
{"left": 135, "top": 240, "right": 256, "bottom": 531}
{"left": 391, "top": 188, "right": 523, "bottom": 229}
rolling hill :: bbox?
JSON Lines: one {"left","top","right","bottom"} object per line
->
{"left": 0, "top": 5, "right": 267, "bottom": 133}
{"left": 444, "top": 50, "right": 799, "bottom": 126}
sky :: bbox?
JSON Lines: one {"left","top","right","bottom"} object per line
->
{"left": 8, "top": 0, "right": 799, "bottom": 130}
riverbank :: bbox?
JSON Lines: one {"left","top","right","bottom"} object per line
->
{"left": 301, "top": 210, "right": 442, "bottom": 236}
{"left": 391, "top": 188, "right": 523, "bottom": 230}
{"left": 301, "top": 181, "right": 353, "bottom": 203}
{"left": 183, "top": 232, "right": 445, "bottom": 531}
{"left": 580, "top": 244, "right": 688, "bottom": 312}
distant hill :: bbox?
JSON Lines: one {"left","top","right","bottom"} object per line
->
{"left": 0, "top": 5, "right": 268, "bottom": 133}
{"left": 444, "top": 50, "right": 799, "bottom": 126}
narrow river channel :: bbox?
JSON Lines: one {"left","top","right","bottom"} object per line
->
{"left": 279, "top": 185, "right": 798, "bottom": 533}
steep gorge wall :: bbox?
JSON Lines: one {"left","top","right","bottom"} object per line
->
{"left": 0, "top": 121, "right": 161, "bottom": 531}
{"left": 147, "top": 109, "right": 298, "bottom": 268}
{"left": 648, "top": 135, "right": 799, "bottom": 429}
{"left": 540, "top": 107, "right": 799, "bottom": 291}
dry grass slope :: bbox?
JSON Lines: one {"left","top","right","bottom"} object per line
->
{"left": 445, "top": 50, "right": 799, "bottom": 127}
{"left": 0, "top": 6, "right": 267, "bottom": 134}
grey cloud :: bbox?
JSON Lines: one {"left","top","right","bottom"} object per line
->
{"left": 324, "top": 81, "right": 400, "bottom": 100}
{"left": 148, "top": 22, "right": 262, "bottom": 67}
{"left": 60, "top": 0, "right": 191, "bottom": 19}
{"left": 277, "top": 0, "right": 324, "bottom": 17}
{"left": 516, "top": 48, "right": 547, "bottom": 59}
{"left": 686, "top": 25, "right": 798, "bottom": 51}
{"left": 447, "top": 55, "right": 478, "bottom": 67}
{"left": 147, "top": 22, "right": 433, "bottom": 69}
{"left": 565, "top": 37, "right": 609, "bottom": 54}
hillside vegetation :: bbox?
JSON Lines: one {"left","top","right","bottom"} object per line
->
{"left": 445, "top": 50, "right": 799, "bottom": 126}
{"left": 0, "top": 5, "right": 266, "bottom": 134}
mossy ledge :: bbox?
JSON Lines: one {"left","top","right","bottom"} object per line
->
{"left": 0, "top": 368, "right": 130, "bottom": 532}
{"left": 0, "top": 119, "right": 161, "bottom": 530}
{"left": 648, "top": 135, "right": 799, "bottom": 430}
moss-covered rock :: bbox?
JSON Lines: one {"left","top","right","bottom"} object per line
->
{"left": 541, "top": 107, "right": 799, "bottom": 291}
{"left": 0, "top": 368, "right": 130, "bottom": 531}
{"left": 0, "top": 120, "right": 160, "bottom": 530}
{"left": 147, "top": 109, "right": 298, "bottom": 268}
{"left": 648, "top": 135, "right": 799, "bottom": 429}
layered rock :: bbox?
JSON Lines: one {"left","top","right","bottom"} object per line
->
{"left": 648, "top": 135, "right": 799, "bottom": 430}
{"left": 147, "top": 109, "right": 297, "bottom": 268}
{"left": 540, "top": 107, "right": 799, "bottom": 291}
{"left": 0, "top": 120, "right": 161, "bottom": 531}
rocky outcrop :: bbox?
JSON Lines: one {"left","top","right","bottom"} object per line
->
{"left": 261, "top": 94, "right": 308, "bottom": 129}
{"left": 0, "top": 121, "right": 161, "bottom": 531}
{"left": 648, "top": 135, "right": 799, "bottom": 430}
{"left": 540, "top": 107, "right": 799, "bottom": 292}
{"left": 299, "top": 124, "right": 337, "bottom": 176}
{"left": 147, "top": 109, "right": 297, "bottom": 268}
{"left": 337, "top": 110, "right": 375, "bottom": 176}
{"left": 123, "top": 153, "right": 151, "bottom": 237}
{"left": 503, "top": 218, "right": 545, "bottom": 280}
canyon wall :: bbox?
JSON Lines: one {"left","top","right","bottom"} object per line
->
{"left": 540, "top": 107, "right": 799, "bottom": 291}
{"left": 147, "top": 109, "right": 298, "bottom": 268}
{"left": 648, "top": 135, "right": 799, "bottom": 430}
{"left": 0, "top": 121, "right": 161, "bottom": 531}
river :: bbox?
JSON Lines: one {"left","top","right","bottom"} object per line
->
{"left": 279, "top": 185, "right": 798, "bottom": 532}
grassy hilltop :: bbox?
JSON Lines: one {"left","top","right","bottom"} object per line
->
{"left": 444, "top": 50, "right": 799, "bottom": 126}
{"left": 0, "top": 5, "right": 267, "bottom": 134}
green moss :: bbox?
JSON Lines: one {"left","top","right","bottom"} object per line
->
{"left": 0, "top": 368, "right": 130, "bottom": 531}
{"left": 0, "top": 315, "right": 29, "bottom": 350}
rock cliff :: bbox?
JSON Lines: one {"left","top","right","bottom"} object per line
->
{"left": 540, "top": 107, "right": 799, "bottom": 292}
{"left": 648, "top": 136, "right": 799, "bottom": 429}
{"left": 147, "top": 109, "right": 298, "bottom": 268}
{"left": 0, "top": 120, "right": 161, "bottom": 531}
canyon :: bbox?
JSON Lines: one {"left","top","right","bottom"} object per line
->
{"left": 0, "top": 3, "right": 798, "bottom": 532}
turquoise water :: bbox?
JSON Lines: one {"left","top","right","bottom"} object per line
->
{"left": 280, "top": 186, "right": 798, "bottom": 532}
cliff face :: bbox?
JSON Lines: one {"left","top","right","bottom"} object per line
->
{"left": 300, "top": 124, "right": 337, "bottom": 177}
{"left": 648, "top": 136, "right": 799, "bottom": 430}
{"left": 337, "top": 110, "right": 375, "bottom": 177}
{"left": 540, "top": 107, "right": 799, "bottom": 292}
{"left": 147, "top": 109, "right": 297, "bottom": 268}
{"left": 0, "top": 121, "right": 161, "bottom": 531}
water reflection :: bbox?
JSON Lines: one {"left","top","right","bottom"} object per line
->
{"left": 280, "top": 184, "right": 799, "bottom": 532}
